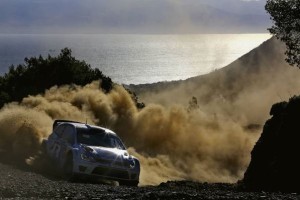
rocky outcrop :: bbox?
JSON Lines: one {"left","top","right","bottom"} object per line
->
{"left": 243, "top": 96, "right": 300, "bottom": 192}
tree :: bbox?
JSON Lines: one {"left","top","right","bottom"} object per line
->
{"left": 187, "top": 96, "right": 199, "bottom": 112}
{"left": 0, "top": 48, "right": 113, "bottom": 107}
{"left": 265, "top": 0, "right": 300, "bottom": 67}
{"left": 0, "top": 48, "right": 145, "bottom": 110}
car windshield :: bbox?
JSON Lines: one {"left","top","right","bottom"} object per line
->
{"left": 76, "top": 127, "right": 126, "bottom": 150}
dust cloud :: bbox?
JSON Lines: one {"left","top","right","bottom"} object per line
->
{"left": 126, "top": 37, "right": 300, "bottom": 185}
{"left": 0, "top": 80, "right": 259, "bottom": 185}
{"left": 135, "top": 37, "right": 300, "bottom": 126}
{"left": 2, "top": 38, "right": 294, "bottom": 186}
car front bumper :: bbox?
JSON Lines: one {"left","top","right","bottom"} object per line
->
{"left": 73, "top": 158, "right": 140, "bottom": 182}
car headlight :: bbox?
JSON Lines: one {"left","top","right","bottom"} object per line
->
{"left": 81, "top": 152, "right": 96, "bottom": 162}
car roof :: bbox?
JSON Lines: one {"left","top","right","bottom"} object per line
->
{"left": 53, "top": 120, "right": 116, "bottom": 135}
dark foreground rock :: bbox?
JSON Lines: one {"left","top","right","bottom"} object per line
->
{"left": 0, "top": 163, "right": 298, "bottom": 200}
{"left": 243, "top": 96, "right": 300, "bottom": 192}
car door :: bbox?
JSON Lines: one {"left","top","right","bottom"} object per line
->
{"left": 48, "top": 124, "right": 65, "bottom": 160}
{"left": 58, "top": 125, "right": 76, "bottom": 168}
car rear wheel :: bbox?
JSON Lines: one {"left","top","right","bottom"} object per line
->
{"left": 119, "top": 180, "right": 139, "bottom": 187}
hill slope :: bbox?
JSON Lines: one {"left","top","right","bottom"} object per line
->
{"left": 129, "top": 37, "right": 300, "bottom": 126}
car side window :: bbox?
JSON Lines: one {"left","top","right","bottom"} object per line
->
{"left": 62, "top": 125, "right": 75, "bottom": 145}
{"left": 54, "top": 125, "right": 65, "bottom": 138}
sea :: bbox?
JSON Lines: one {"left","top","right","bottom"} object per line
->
{"left": 0, "top": 34, "right": 271, "bottom": 85}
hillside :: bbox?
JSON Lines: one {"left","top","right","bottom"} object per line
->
{"left": 128, "top": 37, "right": 300, "bottom": 126}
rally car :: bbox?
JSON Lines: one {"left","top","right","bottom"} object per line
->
{"left": 42, "top": 120, "right": 140, "bottom": 186}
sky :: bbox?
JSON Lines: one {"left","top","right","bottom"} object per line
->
{"left": 0, "top": 0, "right": 270, "bottom": 34}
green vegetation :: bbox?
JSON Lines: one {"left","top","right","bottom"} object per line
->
{"left": 0, "top": 48, "right": 113, "bottom": 108}
{"left": 266, "top": 0, "right": 300, "bottom": 67}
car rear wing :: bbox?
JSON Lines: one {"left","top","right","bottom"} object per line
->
{"left": 53, "top": 119, "right": 85, "bottom": 131}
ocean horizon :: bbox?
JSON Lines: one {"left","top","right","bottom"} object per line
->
{"left": 0, "top": 33, "right": 271, "bottom": 85}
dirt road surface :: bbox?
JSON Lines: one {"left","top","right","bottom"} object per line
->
{"left": 0, "top": 162, "right": 299, "bottom": 200}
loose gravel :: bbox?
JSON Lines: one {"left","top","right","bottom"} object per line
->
{"left": 0, "top": 162, "right": 299, "bottom": 199}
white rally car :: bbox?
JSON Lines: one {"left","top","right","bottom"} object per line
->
{"left": 42, "top": 120, "right": 140, "bottom": 186}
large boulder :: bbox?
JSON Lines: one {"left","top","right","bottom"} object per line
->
{"left": 243, "top": 96, "right": 300, "bottom": 192}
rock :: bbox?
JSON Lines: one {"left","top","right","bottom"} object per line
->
{"left": 243, "top": 95, "right": 300, "bottom": 192}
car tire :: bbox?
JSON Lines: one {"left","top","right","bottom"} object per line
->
{"left": 119, "top": 180, "right": 139, "bottom": 187}
{"left": 63, "top": 154, "right": 76, "bottom": 181}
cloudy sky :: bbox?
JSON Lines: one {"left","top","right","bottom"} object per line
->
{"left": 0, "top": 0, "right": 270, "bottom": 34}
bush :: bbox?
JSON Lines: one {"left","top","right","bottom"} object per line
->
{"left": 0, "top": 48, "right": 113, "bottom": 107}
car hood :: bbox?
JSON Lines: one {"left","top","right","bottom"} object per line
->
{"left": 80, "top": 144, "right": 131, "bottom": 161}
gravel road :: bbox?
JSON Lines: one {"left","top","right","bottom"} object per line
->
{"left": 0, "top": 162, "right": 299, "bottom": 200}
